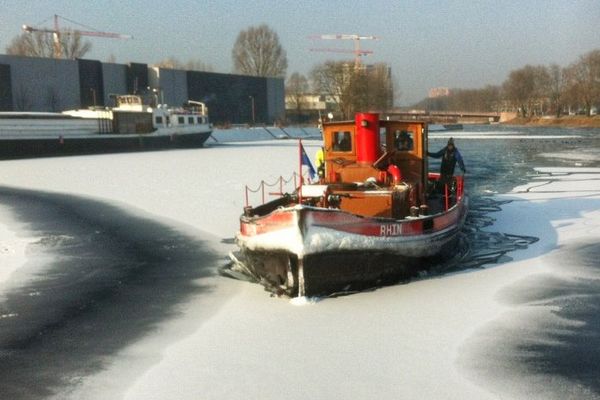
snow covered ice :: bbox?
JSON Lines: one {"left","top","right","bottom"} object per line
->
{"left": 0, "top": 127, "right": 599, "bottom": 399}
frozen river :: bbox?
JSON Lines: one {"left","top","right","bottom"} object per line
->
{"left": 0, "top": 124, "right": 599, "bottom": 399}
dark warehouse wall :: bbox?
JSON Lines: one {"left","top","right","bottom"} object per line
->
{"left": 78, "top": 59, "right": 105, "bottom": 108}
{"left": 127, "top": 63, "right": 148, "bottom": 94}
{"left": 0, "top": 54, "right": 284, "bottom": 120}
{"left": 187, "top": 71, "right": 268, "bottom": 125}
{"left": 0, "top": 64, "right": 13, "bottom": 111}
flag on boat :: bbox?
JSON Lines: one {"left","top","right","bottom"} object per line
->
{"left": 299, "top": 140, "right": 318, "bottom": 181}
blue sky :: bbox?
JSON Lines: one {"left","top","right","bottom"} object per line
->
{"left": 1, "top": 0, "right": 599, "bottom": 104}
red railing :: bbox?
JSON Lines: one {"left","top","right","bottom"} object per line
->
{"left": 444, "top": 183, "right": 450, "bottom": 211}
{"left": 244, "top": 173, "right": 301, "bottom": 207}
{"left": 455, "top": 175, "right": 464, "bottom": 199}
{"left": 445, "top": 175, "right": 465, "bottom": 211}
{"left": 428, "top": 173, "right": 465, "bottom": 212}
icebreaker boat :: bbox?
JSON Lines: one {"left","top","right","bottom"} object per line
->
{"left": 235, "top": 113, "right": 468, "bottom": 297}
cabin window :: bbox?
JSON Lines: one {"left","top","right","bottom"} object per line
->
{"left": 197, "top": 116, "right": 203, "bottom": 124}
{"left": 379, "top": 127, "right": 387, "bottom": 151}
{"left": 166, "top": 116, "right": 170, "bottom": 125}
{"left": 393, "top": 130, "right": 414, "bottom": 151}
{"left": 332, "top": 131, "right": 352, "bottom": 152}
{"left": 188, "top": 116, "right": 194, "bottom": 124}
{"left": 155, "top": 116, "right": 163, "bottom": 124}
{"left": 178, "top": 116, "right": 185, "bottom": 124}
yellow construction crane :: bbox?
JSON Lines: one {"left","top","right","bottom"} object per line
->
{"left": 22, "top": 14, "right": 132, "bottom": 59}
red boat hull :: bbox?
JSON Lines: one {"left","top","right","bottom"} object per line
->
{"left": 237, "top": 195, "right": 468, "bottom": 296}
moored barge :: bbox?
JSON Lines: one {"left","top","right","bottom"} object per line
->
{"left": 0, "top": 94, "right": 212, "bottom": 159}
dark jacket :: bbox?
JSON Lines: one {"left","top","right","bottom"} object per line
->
{"left": 427, "top": 146, "right": 466, "bottom": 177}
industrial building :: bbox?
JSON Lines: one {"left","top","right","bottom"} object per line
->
{"left": 0, "top": 54, "right": 285, "bottom": 125}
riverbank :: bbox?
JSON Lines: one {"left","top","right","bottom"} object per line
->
{"left": 503, "top": 115, "right": 600, "bottom": 128}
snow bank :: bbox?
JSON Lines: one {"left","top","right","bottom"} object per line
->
{"left": 211, "top": 127, "right": 320, "bottom": 142}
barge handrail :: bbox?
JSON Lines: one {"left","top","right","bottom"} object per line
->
{"left": 244, "top": 172, "right": 301, "bottom": 207}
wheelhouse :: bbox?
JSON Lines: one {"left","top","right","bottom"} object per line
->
{"left": 315, "top": 114, "right": 429, "bottom": 218}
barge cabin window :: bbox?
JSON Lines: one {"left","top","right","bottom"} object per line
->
{"left": 333, "top": 131, "right": 352, "bottom": 152}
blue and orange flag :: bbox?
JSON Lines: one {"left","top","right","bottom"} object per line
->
{"left": 299, "top": 140, "right": 317, "bottom": 181}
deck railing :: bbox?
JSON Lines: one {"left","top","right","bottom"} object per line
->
{"left": 244, "top": 173, "right": 301, "bottom": 207}
{"left": 428, "top": 173, "right": 465, "bottom": 211}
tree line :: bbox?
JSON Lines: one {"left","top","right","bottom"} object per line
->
{"left": 7, "top": 21, "right": 597, "bottom": 119}
{"left": 287, "top": 62, "right": 394, "bottom": 122}
{"left": 416, "top": 49, "right": 600, "bottom": 117}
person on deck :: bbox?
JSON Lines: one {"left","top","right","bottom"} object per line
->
{"left": 333, "top": 132, "right": 351, "bottom": 151}
{"left": 394, "top": 130, "right": 413, "bottom": 151}
{"left": 315, "top": 147, "right": 325, "bottom": 179}
{"left": 427, "top": 137, "right": 466, "bottom": 186}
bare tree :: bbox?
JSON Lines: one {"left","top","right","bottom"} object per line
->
{"left": 505, "top": 67, "right": 535, "bottom": 116}
{"left": 534, "top": 66, "right": 551, "bottom": 115}
{"left": 6, "top": 31, "right": 54, "bottom": 58}
{"left": 365, "top": 63, "right": 394, "bottom": 111}
{"left": 407, "top": 48, "right": 599, "bottom": 116}
{"left": 563, "top": 49, "right": 600, "bottom": 115}
{"left": 285, "top": 72, "right": 309, "bottom": 122}
{"left": 422, "top": 85, "right": 501, "bottom": 112}
{"left": 548, "top": 64, "right": 566, "bottom": 117}
{"left": 184, "top": 58, "right": 214, "bottom": 72}
{"left": 154, "top": 57, "right": 183, "bottom": 69}
{"left": 61, "top": 30, "right": 92, "bottom": 59}
{"left": 311, "top": 61, "right": 355, "bottom": 118}
{"left": 154, "top": 57, "right": 213, "bottom": 72}
{"left": 502, "top": 65, "right": 549, "bottom": 116}
{"left": 311, "top": 61, "right": 394, "bottom": 118}
{"left": 232, "top": 24, "right": 287, "bottom": 77}
{"left": 6, "top": 30, "right": 91, "bottom": 59}
{"left": 154, "top": 56, "right": 183, "bottom": 69}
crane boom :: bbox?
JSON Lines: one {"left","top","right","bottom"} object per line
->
{"left": 313, "top": 34, "right": 378, "bottom": 41}
{"left": 309, "top": 48, "right": 373, "bottom": 55}
{"left": 21, "top": 14, "right": 131, "bottom": 58}
{"left": 309, "top": 33, "right": 378, "bottom": 67}
{"left": 22, "top": 25, "right": 132, "bottom": 39}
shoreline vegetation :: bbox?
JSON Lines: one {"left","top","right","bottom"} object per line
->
{"left": 503, "top": 115, "right": 600, "bottom": 128}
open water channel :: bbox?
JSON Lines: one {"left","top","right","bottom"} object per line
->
{"left": 427, "top": 124, "right": 600, "bottom": 274}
